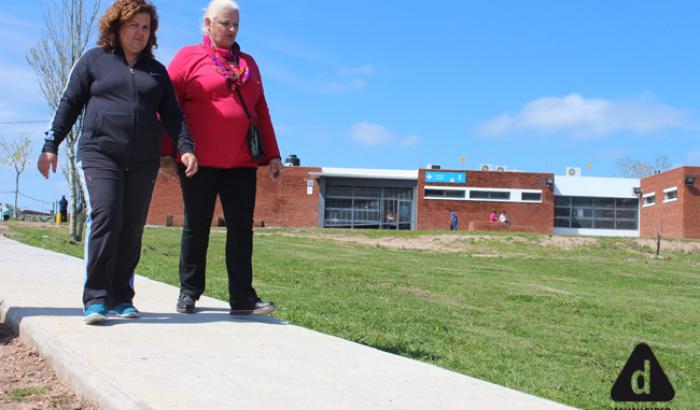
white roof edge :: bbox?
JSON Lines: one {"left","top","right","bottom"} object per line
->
{"left": 310, "top": 167, "right": 418, "bottom": 180}
{"left": 554, "top": 175, "right": 640, "bottom": 198}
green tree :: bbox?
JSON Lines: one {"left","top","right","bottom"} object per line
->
{"left": 0, "top": 136, "right": 32, "bottom": 219}
{"left": 616, "top": 155, "right": 672, "bottom": 178}
{"left": 27, "top": 0, "right": 101, "bottom": 241}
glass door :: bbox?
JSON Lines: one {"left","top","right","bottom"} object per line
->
{"left": 398, "top": 200, "right": 411, "bottom": 230}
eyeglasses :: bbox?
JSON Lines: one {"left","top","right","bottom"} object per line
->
{"left": 215, "top": 19, "right": 239, "bottom": 30}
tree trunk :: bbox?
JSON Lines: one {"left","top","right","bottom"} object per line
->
{"left": 66, "top": 131, "right": 84, "bottom": 242}
{"left": 14, "top": 172, "right": 20, "bottom": 219}
{"left": 656, "top": 231, "right": 662, "bottom": 259}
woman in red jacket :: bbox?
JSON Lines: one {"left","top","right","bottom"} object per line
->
{"left": 162, "top": 0, "right": 282, "bottom": 315}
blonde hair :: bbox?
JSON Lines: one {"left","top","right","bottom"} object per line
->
{"left": 202, "top": 0, "right": 239, "bottom": 34}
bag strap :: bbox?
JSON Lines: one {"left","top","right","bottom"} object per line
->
{"left": 234, "top": 87, "right": 254, "bottom": 122}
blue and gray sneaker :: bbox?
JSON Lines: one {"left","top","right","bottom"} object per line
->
{"left": 83, "top": 304, "right": 108, "bottom": 324}
{"left": 110, "top": 303, "right": 140, "bottom": 318}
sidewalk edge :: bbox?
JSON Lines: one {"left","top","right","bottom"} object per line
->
{"left": 0, "top": 298, "right": 153, "bottom": 410}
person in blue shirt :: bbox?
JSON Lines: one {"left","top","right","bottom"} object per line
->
{"left": 449, "top": 210, "right": 460, "bottom": 230}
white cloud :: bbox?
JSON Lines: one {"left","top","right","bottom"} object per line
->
{"left": 320, "top": 78, "right": 367, "bottom": 93}
{"left": 595, "top": 147, "right": 627, "bottom": 161}
{"left": 350, "top": 122, "right": 394, "bottom": 145}
{"left": 478, "top": 93, "right": 695, "bottom": 138}
{"left": 400, "top": 135, "right": 420, "bottom": 147}
{"left": 263, "top": 62, "right": 370, "bottom": 94}
{"left": 338, "top": 64, "right": 375, "bottom": 77}
{"left": 349, "top": 122, "right": 420, "bottom": 147}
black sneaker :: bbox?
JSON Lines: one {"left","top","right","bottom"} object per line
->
{"left": 176, "top": 293, "right": 196, "bottom": 313}
{"left": 230, "top": 298, "right": 276, "bottom": 316}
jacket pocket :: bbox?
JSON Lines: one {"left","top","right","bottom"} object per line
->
{"left": 135, "top": 113, "right": 163, "bottom": 159}
{"left": 93, "top": 112, "right": 132, "bottom": 157}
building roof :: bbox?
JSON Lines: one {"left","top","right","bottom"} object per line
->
{"left": 554, "top": 176, "right": 639, "bottom": 198}
{"left": 310, "top": 167, "right": 418, "bottom": 180}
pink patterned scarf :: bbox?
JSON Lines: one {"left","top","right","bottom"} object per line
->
{"left": 201, "top": 35, "right": 250, "bottom": 87}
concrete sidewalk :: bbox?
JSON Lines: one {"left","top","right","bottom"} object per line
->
{"left": 0, "top": 235, "right": 575, "bottom": 410}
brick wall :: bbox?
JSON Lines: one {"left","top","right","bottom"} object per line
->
{"left": 640, "top": 166, "right": 700, "bottom": 239}
{"left": 147, "top": 166, "right": 321, "bottom": 228}
{"left": 416, "top": 169, "right": 554, "bottom": 233}
{"left": 254, "top": 166, "right": 321, "bottom": 228}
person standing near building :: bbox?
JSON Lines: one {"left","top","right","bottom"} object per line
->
{"left": 449, "top": 210, "right": 460, "bottom": 231}
{"left": 161, "top": 0, "right": 281, "bottom": 315}
{"left": 37, "top": 0, "right": 198, "bottom": 324}
{"left": 0, "top": 203, "right": 10, "bottom": 221}
{"left": 498, "top": 210, "right": 511, "bottom": 225}
{"left": 488, "top": 209, "right": 497, "bottom": 223}
{"left": 58, "top": 195, "right": 68, "bottom": 223}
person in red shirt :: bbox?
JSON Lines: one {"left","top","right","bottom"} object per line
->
{"left": 161, "top": 0, "right": 281, "bottom": 315}
{"left": 488, "top": 209, "right": 497, "bottom": 222}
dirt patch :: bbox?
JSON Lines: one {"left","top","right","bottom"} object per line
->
{"left": 1, "top": 222, "right": 64, "bottom": 238}
{"left": 0, "top": 323, "right": 96, "bottom": 410}
{"left": 402, "top": 287, "right": 439, "bottom": 298}
{"left": 259, "top": 231, "right": 530, "bottom": 253}
{"left": 538, "top": 236, "right": 598, "bottom": 249}
{"left": 634, "top": 239, "right": 700, "bottom": 254}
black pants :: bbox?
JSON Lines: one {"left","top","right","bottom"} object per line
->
{"left": 80, "top": 157, "right": 159, "bottom": 308}
{"left": 178, "top": 166, "right": 258, "bottom": 306}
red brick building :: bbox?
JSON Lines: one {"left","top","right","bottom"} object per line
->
{"left": 416, "top": 169, "right": 554, "bottom": 233}
{"left": 147, "top": 166, "right": 321, "bottom": 228}
{"left": 640, "top": 166, "right": 700, "bottom": 239}
{"left": 146, "top": 164, "right": 700, "bottom": 239}
{"left": 148, "top": 166, "right": 554, "bottom": 234}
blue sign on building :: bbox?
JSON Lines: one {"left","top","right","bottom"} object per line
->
{"left": 424, "top": 172, "right": 467, "bottom": 184}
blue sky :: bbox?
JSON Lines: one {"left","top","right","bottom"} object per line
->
{"left": 1, "top": 0, "right": 699, "bottom": 210}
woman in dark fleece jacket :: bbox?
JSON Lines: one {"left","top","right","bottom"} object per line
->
{"left": 37, "top": 0, "right": 198, "bottom": 324}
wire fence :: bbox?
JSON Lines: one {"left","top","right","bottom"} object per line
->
{"left": 0, "top": 190, "right": 58, "bottom": 213}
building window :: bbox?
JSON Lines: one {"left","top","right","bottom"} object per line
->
{"left": 642, "top": 193, "right": 656, "bottom": 207}
{"left": 554, "top": 196, "right": 638, "bottom": 230}
{"left": 521, "top": 192, "right": 542, "bottom": 202}
{"left": 324, "top": 185, "right": 413, "bottom": 229}
{"left": 424, "top": 189, "right": 465, "bottom": 199}
{"left": 469, "top": 190, "right": 510, "bottom": 200}
{"left": 663, "top": 188, "right": 678, "bottom": 203}
{"left": 426, "top": 187, "right": 541, "bottom": 203}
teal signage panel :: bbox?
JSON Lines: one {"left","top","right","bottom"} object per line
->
{"left": 424, "top": 172, "right": 466, "bottom": 183}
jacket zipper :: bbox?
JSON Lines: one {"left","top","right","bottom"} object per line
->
{"left": 127, "top": 65, "right": 138, "bottom": 170}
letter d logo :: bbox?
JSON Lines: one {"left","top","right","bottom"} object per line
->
{"left": 611, "top": 343, "right": 674, "bottom": 402}
{"left": 631, "top": 360, "right": 650, "bottom": 395}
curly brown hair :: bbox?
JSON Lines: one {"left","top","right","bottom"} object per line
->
{"left": 97, "top": 0, "right": 159, "bottom": 57}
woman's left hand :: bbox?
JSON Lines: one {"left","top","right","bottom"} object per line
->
{"left": 269, "top": 158, "right": 282, "bottom": 180}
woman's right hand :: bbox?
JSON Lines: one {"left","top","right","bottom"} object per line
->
{"left": 180, "top": 153, "right": 198, "bottom": 177}
{"left": 37, "top": 152, "right": 58, "bottom": 179}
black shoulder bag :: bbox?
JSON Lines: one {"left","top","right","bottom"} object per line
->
{"left": 234, "top": 87, "right": 265, "bottom": 161}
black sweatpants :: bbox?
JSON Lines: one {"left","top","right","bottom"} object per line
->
{"left": 79, "top": 157, "right": 159, "bottom": 308}
{"left": 177, "top": 166, "right": 258, "bottom": 306}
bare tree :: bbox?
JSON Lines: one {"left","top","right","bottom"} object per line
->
{"left": 617, "top": 155, "right": 673, "bottom": 178}
{"left": 0, "top": 136, "right": 32, "bottom": 219}
{"left": 27, "top": 0, "right": 101, "bottom": 241}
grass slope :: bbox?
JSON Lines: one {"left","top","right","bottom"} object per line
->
{"left": 4, "top": 222, "right": 698, "bottom": 409}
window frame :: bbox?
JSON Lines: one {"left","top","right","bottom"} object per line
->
{"left": 642, "top": 192, "right": 656, "bottom": 208}
{"left": 663, "top": 187, "right": 678, "bottom": 203}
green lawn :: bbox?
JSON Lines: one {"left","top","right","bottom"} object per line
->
{"left": 3, "top": 222, "right": 699, "bottom": 409}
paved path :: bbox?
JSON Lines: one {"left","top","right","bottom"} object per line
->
{"left": 0, "top": 235, "right": 576, "bottom": 409}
